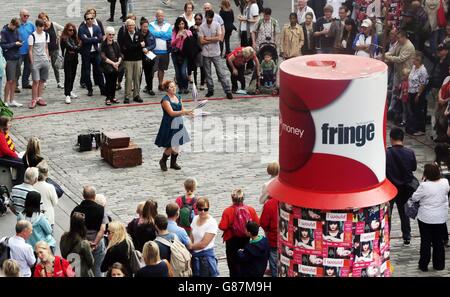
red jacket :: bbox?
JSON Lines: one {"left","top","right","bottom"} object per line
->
{"left": 0, "top": 131, "right": 18, "bottom": 158}
{"left": 33, "top": 256, "right": 74, "bottom": 277}
{"left": 219, "top": 204, "right": 259, "bottom": 242}
{"left": 260, "top": 197, "right": 278, "bottom": 248}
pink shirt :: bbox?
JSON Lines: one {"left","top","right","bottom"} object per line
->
{"left": 171, "top": 30, "right": 192, "bottom": 50}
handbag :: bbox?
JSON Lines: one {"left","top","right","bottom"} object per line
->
{"left": 438, "top": 0, "right": 447, "bottom": 28}
{"left": 46, "top": 177, "right": 64, "bottom": 199}
{"left": 128, "top": 241, "right": 144, "bottom": 275}
{"left": 55, "top": 52, "right": 64, "bottom": 69}
{"left": 404, "top": 198, "right": 420, "bottom": 219}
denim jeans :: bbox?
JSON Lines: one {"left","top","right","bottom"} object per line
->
{"left": 429, "top": 29, "right": 445, "bottom": 56}
{"left": 389, "top": 185, "right": 411, "bottom": 241}
{"left": 171, "top": 53, "right": 188, "bottom": 91}
{"left": 92, "top": 238, "right": 106, "bottom": 277}
{"left": 269, "top": 247, "right": 278, "bottom": 277}
{"left": 203, "top": 55, "right": 231, "bottom": 93}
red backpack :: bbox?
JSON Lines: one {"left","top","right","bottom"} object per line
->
{"left": 231, "top": 205, "right": 252, "bottom": 237}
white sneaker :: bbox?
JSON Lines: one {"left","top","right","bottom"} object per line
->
{"left": 10, "top": 100, "right": 23, "bottom": 107}
{"left": 70, "top": 92, "right": 78, "bottom": 99}
{"left": 65, "top": 96, "right": 71, "bottom": 104}
{"left": 236, "top": 89, "right": 247, "bottom": 95}
{"left": 57, "top": 83, "right": 63, "bottom": 89}
{"left": 43, "top": 83, "right": 47, "bottom": 89}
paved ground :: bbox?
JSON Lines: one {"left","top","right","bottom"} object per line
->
{"left": 1, "top": 0, "right": 450, "bottom": 277}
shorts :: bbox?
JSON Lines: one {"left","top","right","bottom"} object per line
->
{"left": 155, "top": 54, "right": 170, "bottom": 71}
{"left": 5, "top": 60, "right": 19, "bottom": 81}
{"left": 31, "top": 59, "right": 50, "bottom": 81}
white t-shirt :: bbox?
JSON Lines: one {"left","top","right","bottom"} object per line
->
{"left": 27, "top": 31, "right": 50, "bottom": 61}
{"left": 327, "top": 0, "right": 345, "bottom": 19}
{"left": 241, "top": 3, "right": 259, "bottom": 31}
{"left": 355, "top": 34, "right": 372, "bottom": 57}
{"left": 190, "top": 215, "right": 218, "bottom": 252}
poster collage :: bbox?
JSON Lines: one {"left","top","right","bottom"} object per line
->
{"left": 278, "top": 202, "right": 392, "bottom": 277}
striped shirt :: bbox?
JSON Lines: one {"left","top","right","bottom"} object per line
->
{"left": 11, "top": 183, "right": 36, "bottom": 214}
{"left": 5, "top": 133, "right": 15, "bottom": 152}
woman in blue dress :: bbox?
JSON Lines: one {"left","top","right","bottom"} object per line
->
{"left": 155, "top": 80, "right": 193, "bottom": 171}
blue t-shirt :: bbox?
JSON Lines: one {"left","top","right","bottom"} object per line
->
{"left": 167, "top": 220, "right": 190, "bottom": 247}
{"left": 18, "top": 21, "right": 35, "bottom": 55}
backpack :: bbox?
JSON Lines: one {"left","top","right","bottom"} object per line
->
{"left": 231, "top": 205, "right": 252, "bottom": 237}
{"left": 155, "top": 235, "right": 192, "bottom": 277}
{"left": 0, "top": 237, "right": 11, "bottom": 267}
{"left": 178, "top": 196, "right": 196, "bottom": 228}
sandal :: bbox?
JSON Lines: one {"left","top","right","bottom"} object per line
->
{"left": 105, "top": 99, "right": 112, "bottom": 106}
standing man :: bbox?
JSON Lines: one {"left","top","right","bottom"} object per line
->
{"left": 16, "top": 9, "right": 35, "bottom": 91}
{"left": 121, "top": 19, "right": 145, "bottom": 104}
{"left": 78, "top": 13, "right": 105, "bottom": 97}
{"left": 149, "top": 10, "right": 172, "bottom": 92}
{"left": 140, "top": 18, "right": 156, "bottom": 96}
{"left": 384, "top": 30, "right": 415, "bottom": 90}
{"left": 386, "top": 128, "right": 417, "bottom": 246}
{"left": 28, "top": 19, "right": 50, "bottom": 109}
{"left": 166, "top": 202, "right": 192, "bottom": 249}
{"left": 199, "top": 10, "right": 233, "bottom": 99}
{"left": 296, "top": 0, "right": 316, "bottom": 24}
{"left": 328, "top": 6, "right": 348, "bottom": 53}
{"left": 313, "top": 4, "right": 335, "bottom": 54}
{"left": 203, "top": 2, "right": 225, "bottom": 42}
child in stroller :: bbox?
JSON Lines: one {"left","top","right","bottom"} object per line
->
{"left": 248, "top": 42, "right": 278, "bottom": 95}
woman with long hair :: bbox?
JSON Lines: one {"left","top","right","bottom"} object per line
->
{"left": 60, "top": 23, "right": 80, "bottom": 104}
{"left": 171, "top": 17, "right": 192, "bottom": 94}
{"left": 23, "top": 136, "right": 43, "bottom": 168}
{"left": 33, "top": 241, "right": 74, "bottom": 277}
{"left": 220, "top": 0, "right": 236, "bottom": 57}
{"left": 127, "top": 199, "right": 158, "bottom": 251}
{"left": 189, "top": 13, "right": 206, "bottom": 90}
{"left": 60, "top": 212, "right": 95, "bottom": 277}
{"left": 100, "top": 221, "right": 134, "bottom": 274}
{"left": 339, "top": 18, "right": 357, "bottom": 55}
{"left": 135, "top": 241, "right": 171, "bottom": 277}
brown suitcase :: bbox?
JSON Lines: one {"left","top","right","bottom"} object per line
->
{"left": 101, "top": 131, "right": 130, "bottom": 149}
{"left": 101, "top": 142, "right": 142, "bottom": 168}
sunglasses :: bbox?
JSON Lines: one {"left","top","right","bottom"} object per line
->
{"left": 68, "top": 29, "right": 74, "bottom": 32}
{"left": 23, "top": 15, "right": 30, "bottom": 17}
{"left": 86, "top": 18, "right": 94, "bottom": 20}
{"left": 108, "top": 34, "right": 115, "bottom": 36}
{"left": 198, "top": 207, "right": 209, "bottom": 212}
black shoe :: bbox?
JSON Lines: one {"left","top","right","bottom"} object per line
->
{"left": 133, "top": 96, "right": 143, "bottom": 103}
{"left": 170, "top": 153, "right": 181, "bottom": 170}
{"left": 116, "top": 83, "right": 121, "bottom": 90}
{"left": 205, "top": 91, "right": 214, "bottom": 97}
{"left": 226, "top": 92, "right": 233, "bottom": 99}
{"left": 22, "top": 85, "right": 32, "bottom": 89}
{"left": 107, "top": 17, "right": 114, "bottom": 22}
{"left": 87, "top": 90, "right": 93, "bottom": 97}
{"left": 148, "top": 90, "right": 155, "bottom": 96}
{"left": 403, "top": 240, "right": 411, "bottom": 246}
{"left": 418, "top": 265, "right": 428, "bottom": 272}
{"left": 124, "top": 98, "right": 130, "bottom": 104}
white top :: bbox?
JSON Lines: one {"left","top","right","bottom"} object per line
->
{"left": 259, "top": 177, "right": 275, "bottom": 204}
{"left": 408, "top": 64, "right": 429, "bottom": 93}
{"left": 241, "top": 3, "right": 259, "bottom": 31}
{"left": 297, "top": 6, "right": 316, "bottom": 24}
{"left": 354, "top": 34, "right": 373, "bottom": 57}
{"left": 327, "top": 0, "right": 346, "bottom": 19}
{"left": 181, "top": 13, "right": 195, "bottom": 28}
{"left": 410, "top": 179, "right": 449, "bottom": 224}
{"left": 33, "top": 181, "right": 58, "bottom": 225}
{"left": 190, "top": 215, "right": 218, "bottom": 252}
{"left": 2, "top": 235, "right": 36, "bottom": 277}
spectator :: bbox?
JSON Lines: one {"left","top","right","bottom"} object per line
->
{"left": 117, "top": 14, "right": 137, "bottom": 91}
{"left": 107, "top": 0, "right": 127, "bottom": 23}
{"left": 0, "top": 18, "right": 23, "bottom": 107}
{"left": 166, "top": 202, "right": 192, "bottom": 248}
{"left": 18, "top": 191, "right": 56, "bottom": 252}
{"left": 237, "top": 221, "right": 269, "bottom": 277}
{"left": 386, "top": 128, "right": 417, "bottom": 246}
{"left": 400, "top": 9, "right": 423, "bottom": 50}
{"left": 296, "top": 0, "right": 316, "bottom": 24}
{"left": 310, "top": 0, "right": 327, "bottom": 19}
{"left": 328, "top": 6, "right": 348, "bottom": 53}
{"left": 203, "top": 2, "right": 226, "bottom": 37}
{"left": 220, "top": 0, "right": 236, "bottom": 57}
{"left": 121, "top": 19, "right": 144, "bottom": 104}
{"left": 181, "top": 1, "right": 196, "bottom": 29}
{"left": 34, "top": 161, "right": 58, "bottom": 228}
{"left": 22, "top": 135, "right": 44, "bottom": 169}
{"left": 140, "top": 18, "right": 156, "bottom": 96}
{"left": 100, "top": 221, "right": 133, "bottom": 275}
{"left": 10, "top": 167, "right": 38, "bottom": 215}
{"left": 424, "top": 0, "right": 447, "bottom": 56}
{"left": 238, "top": 0, "right": 259, "bottom": 73}
{"left": 259, "top": 161, "right": 279, "bottom": 204}
{"left": 433, "top": 143, "right": 450, "bottom": 247}
{"left": 33, "top": 241, "right": 73, "bottom": 277}
{"left": 1, "top": 259, "right": 20, "bottom": 277}
{"left": 60, "top": 212, "right": 95, "bottom": 277}
{"left": 175, "top": 177, "right": 199, "bottom": 235}
{"left": 85, "top": 7, "right": 105, "bottom": 36}
{"left": 28, "top": 19, "right": 50, "bottom": 109}
{"left": 406, "top": 51, "right": 429, "bottom": 136}
{"left": 313, "top": 4, "right": 335, "bottom": 53}
{"left": 410, "top": 163, "right": 449, "bottom": 271}
{"left": 71, "top": 185, "right": 106, "bottom": 277}
{"left": 127, "top": 199, "right": 157, "bottom": 252}
{"left": 338, "top": 18, "right": 357, "bottom": 55}
{"left": 107, "top": 262, "right": 129, "bottom": 277}
{"left": 353, "top": 19, "right": 379, "bottom": 58}
{"left": 100, "top": 26, "right": 123, "bottom": 105}
{"left": 189, "top": 13, "right": 206, "bottom": 90}
{"left": 301, "top": 12, "right": 316, "bottom": 55}
{"left": 0, "top": 116, "right": 25, "bottom": 186}
{"left": 190, "top": 197, "right": 219, "bottom": 277}
{"left": 38, "top": 13, "right": 64, "bottom": 90}
{"left": 154, "top": 214, "right": 177, "bottom": 261}
{"left": 1, "top": 220, "right": 35, "bottom": 277}
{"left": 126, "top": 201, "right": 145, "bottom": 241}
{"left": 252, "top": 8, "right": 280, "bottom": 50}
{"left": 17, "top": 9, "right": 34, "bottom": 91}
{"left": 60, "top": 23, "right": 80, "bottom": 104}
{"left": 171, "top": 17, "right": 192, "bottom": 95}
{"left": 281, "top": 13, "right": 305, "bottom": 59}
{"left": 135, "top": 241, "right": 170, "bottom": 277}
{"left": 219, "top": 188, "right": 259, "bottom": 277}
{"left": 149, "top": 10, "right": 172, "bottom": 93}
{"left": 78, "top": 13, "right": 105, "bottom": 97}
{"left": 226, "top": 46, "right": 260, "bottom": 94}
{"left": 199, "top": 10, "right": 233, "bottom": 99}
{"left": 327, "top": 0, "right": 347, "bottom": 19}
{"left": 260, "top": 187, "right": 278, "bottom": 277}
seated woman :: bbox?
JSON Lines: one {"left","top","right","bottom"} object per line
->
{"left": 226, "top": 46, "right": 260, "bottom": 94}
{"left": 22, "top": 136, "right": 44, "bottom": 168}
{"left": 0, "top": 116, "right": 24, "bottom": 185}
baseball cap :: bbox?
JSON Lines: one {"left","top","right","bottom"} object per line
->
{"left": 438, "top": 42, "right": 450, "bottom": 51}
{"left": 361, "top": 19, "right": 372, "bottom": 28}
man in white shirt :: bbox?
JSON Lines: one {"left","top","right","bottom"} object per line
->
{"left": 297, "top": 0, "right": 316, "bottom": 24}
{"left": 203, "top": 2, "right": 225, "bottom": 42}
{"left": 1, "top": 220, "right": 36, "bottom": 277}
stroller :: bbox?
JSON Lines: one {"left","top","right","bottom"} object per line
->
{"left": 247, "top": 42, "right": 279, "bottom": 95}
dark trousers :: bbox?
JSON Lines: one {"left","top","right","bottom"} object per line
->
{"left": 63, "top": 55, "right": 78, "bottom": 96}
{"left": 226, "top": 62, "right": 245, "bottom": 91}
{"left": 104, "top": 71, "right": 118, "bottom": 100}
{"left": 408, "top": 92, "right": 427, "bottom": 133}
{"left": 418, "top": 220, "right": 446, "bottom": 270}
{"left": 109, "top": 0, "right": 127, "bottom": 20}
{"left": 389, "top": 185, "right": 411, "bottom": 241}
{"left": 142, "top": 58, "right": 155, "bottom": 91}
{"left": 225, "top": 236, "right": 249, "bottom": 277}
{"left": 16, "top": 54, "right": 31, "bottom": 87}
{"left": 193, "top": 66, "right": 205, "bottom": 87}
{"left": 220, "top": 29, "right": 233, "bottom": 56}
{"left": 0, "top": 157, "right": 25, "bottom": 186}
{"left": 240, "top": 31, "right": 253, "bottom": 70}
{"left": 81, "top": 52, "right": 105, "bottom": 93}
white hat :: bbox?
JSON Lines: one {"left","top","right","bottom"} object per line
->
{"left": 361, "top": 19, "right": 372, "bottom": 28}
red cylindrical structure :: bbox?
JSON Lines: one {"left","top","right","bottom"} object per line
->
{"left": 268, "top": 55, "right": 397, "bottom": 277}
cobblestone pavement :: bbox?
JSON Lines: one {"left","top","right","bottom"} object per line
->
{"left": 1, "top": 0, "right": 450, "bottom": 277}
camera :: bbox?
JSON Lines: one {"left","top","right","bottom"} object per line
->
{"left": 265, "top": 36, "right": 271, "bottom": 41}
